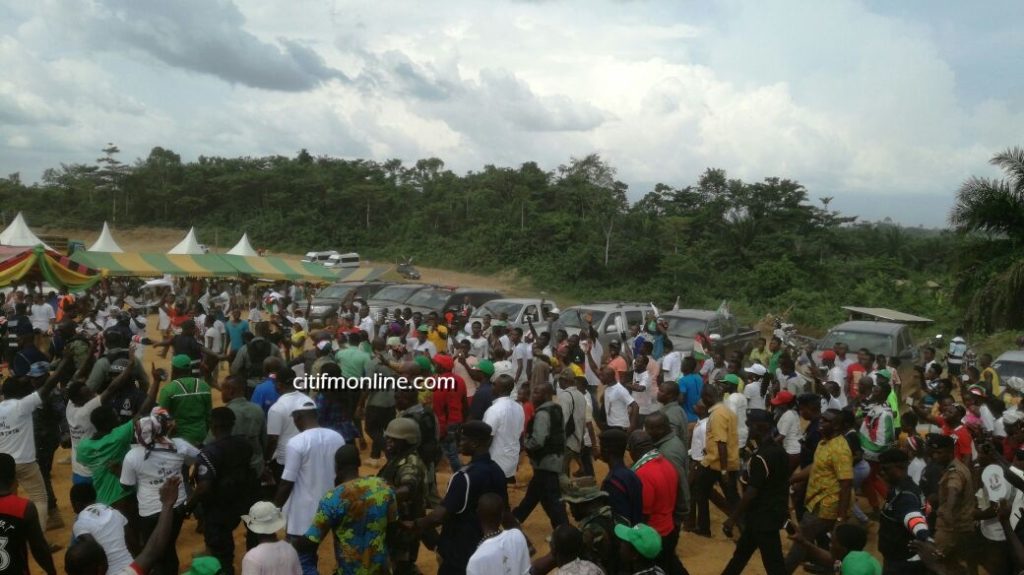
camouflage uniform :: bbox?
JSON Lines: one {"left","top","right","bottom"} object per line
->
{"left": 380, "top": 448, "right": 429, "bottom": 574}
{"left": 579, "top": 504, "right": 617, "bottom": 574}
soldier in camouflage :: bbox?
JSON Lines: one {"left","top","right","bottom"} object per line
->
{"left": 563, "top": 482, "right": 619, "bottom": 575}
{"left": 379, "top": 417, "right": 429, "bottom": 574}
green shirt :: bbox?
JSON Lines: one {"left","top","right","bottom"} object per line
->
{"left": 158, "top": 377, "right": 213, "bottom": 446}
{"left": 335, "top": 347, "right": 371, "bottom": 380}
{"left": 226, "top": 397, "right": 266, "bottom": 474}
{"left": 76, "top": 421, "right": 134, "bottom": 505}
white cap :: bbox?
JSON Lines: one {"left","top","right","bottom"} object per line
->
{"left": 744, "top": 364, "right": 767, "bottom": 377}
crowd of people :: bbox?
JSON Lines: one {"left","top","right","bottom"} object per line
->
{"left": 0, "top": 278, "right": 1022, "bottom": 575}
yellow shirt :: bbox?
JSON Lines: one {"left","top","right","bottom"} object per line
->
{"left": 805, "top": 435, "right": 854, "bottom": 520}
{"left": 982, "top": 367, "right": 1002, "bottom": 398}
{"left": 748, "top": 348, "right": 771, "bottom": 367}
{"left": 702, "top": 404, "right": 740, "bottom": 472}
{"left": 427, "top": 326, "right": 448, "bottom": 353}
{"left": 290, "top": 329, "right": 307, "bottom": 351}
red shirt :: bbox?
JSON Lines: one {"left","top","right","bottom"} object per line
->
{"left": 431, "top": 372, "right": 466, "bottom": 430}
{"left": 633, "top": 454, "right": 678, "bottom": 536}
{"left": 521, "top": 401, "right": 535, "bottom": 434}
{"left": 846, "top": 364, "right": 867, "bottom": 399}
{"left": 944, "top": 425, "right": 974, "bottom": 462}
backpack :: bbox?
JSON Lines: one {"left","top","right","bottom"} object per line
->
{"left": 246, "top": 338, "right": 273, "bottom": 379}
{"left": 526, "top": 403, "right": 565, "bottom": 460}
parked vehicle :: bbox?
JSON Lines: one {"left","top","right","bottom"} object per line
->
{"left": 367, "top": 283, "right": 431, "bottom": 318}
{"left": 404, "top": 287, "right": 504, "bottom": 318}
{"left": 553, "top": 303, "right": 650, "bottom": 350}
{"left": 460, "top": 298, "right": 558, "bottom": 335}
{"left": 303, "top": 281, "right": 392, "bottom": 321}
{"left": 302, "top": 250, "right": 339, "bottom": 264}
{"left": 323, "top": 252, "right": 360, "bottom": 268}
{"left": 992, "top": 351, "right": 1024, "bottom": 380}
{"left": 660, "top": 309, "right": 760, "bottom": 357}
{"left": 396, "top": 257, "right": 421, "bottom": 280}
{"left": 816, "top": 307, "right": 933, "bottom": 362}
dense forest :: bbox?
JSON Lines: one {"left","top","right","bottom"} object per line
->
{"left": 1, "top": 144, "right": 1018, "bottom": 335}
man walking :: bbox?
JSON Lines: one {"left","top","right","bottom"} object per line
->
{"left": 720, "top": 409, "right": 789, "bottom": 575}
{"left": 514, "top": 382, "right": 569, "bottom": 528}
{"left": 628, "top": 430, "right": 681, "bottom": 575}
{"left": 378, "top": 418, "right": 428, "bottom": 574}
{"left": 693, "top": 383, "right": 738, "bottom": 537}
{"left": 483, "top": 374, "right": 524, "bottom": 482}
{"left": 877, "top": 448, "right": 932, "bottom": 574}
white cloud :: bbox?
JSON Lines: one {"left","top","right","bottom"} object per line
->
{"left": 0, "top": 0, "right": 1021, "bottom": 226}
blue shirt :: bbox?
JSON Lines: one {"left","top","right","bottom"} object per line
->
{"left": 224, "top": 320, "right": 249, "bottom": 352}
{"left": 439, "top": 453, "right": 509, "bottom": 572}
{"left": 602, "top": 462, "right": 644, "bottom": 525}
{"left": 677, "top": 373, "right": 703, "bottom": 422}
{"left": 468, "top": 381, "right": 493, "bottom": 421}
{"left": 250, "top": 378, "right": 280, "bottom": 415}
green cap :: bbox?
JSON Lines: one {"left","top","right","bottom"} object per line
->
{"left": 876, "top": 369, "right": 892, "bottom": 381}
{"left": 417, "top": 324, "right": 430, "bottom": 333}
{"left": 614, "top": 523, "right": 661, "bottom": 559}
{"left": 182, "top": 556, "right": 223, "bottom": 575}
{"left": 477, "top": 359, "right": 495, "bottom": 377}
{"left": 171, "top": 354, "right": 192, "bottom": 369}
{"left": 414, "top": 355, "right": 434, "bottom": 373}
{"left": 841, "top": 551, "right": 881, "bottom": 575}
{"left": 718, "top": 374, "right": 741, "bottom": 388}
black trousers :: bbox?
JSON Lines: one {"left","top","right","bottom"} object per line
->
{"left": 694, "top": 467, "right": 738, "bottom": 534}
{"left": 658, "top": 524, "right": 690, "bottom": 575}
{"left": 365, "top": 405, "right": 396, "bottom": 459}
{"left": 138, "top": 506, "right": 186, "bottom": 575}
{"left": 513, "top": 469, "right": 568, "bottom": 528}
{"left": 721, "top": 527, "right": 786, "bottom": 575}
{"left": 204, "top": 506, "right": 258, "bottom": 575}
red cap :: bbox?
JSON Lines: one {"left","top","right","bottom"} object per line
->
{"left": 770, "top": 390, "right": 796, "bottom": 406}
{"left": 821, "top": 350, "right": 836, "bottom": 361}
{"left": 432, "top": 354, "right": 454, "bottom": 371}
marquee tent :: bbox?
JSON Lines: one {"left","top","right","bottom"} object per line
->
{"left": 167, "top": 227, "right": 204, "bottom": 255}
{"left": 87, "top": 222, "right": 124, "bottom": 253}
{"left": 226, "top": 233, "right": 258, "bottom": 257}
{"left": 71, "top": 251, "right": 344, "bottom": 282}
{"left": 0, "top": 213, "right": 51, "bottom": 249}
{"left": 0, "top": 246, "right": 100, "bottom": 290}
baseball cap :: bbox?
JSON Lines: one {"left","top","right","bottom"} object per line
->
{"left": 821, "top": 350, "right": 836, "bottom": 361}
{"left": 841, "top": 551, "right": 881, "bottom": 575}
{"left": 744, "top": 364, "right": 767, "bottom": 377}
{"left": 292, "top": 399, "right": 317, "bottom": 413}
{"left": 386, "top": 336, "right": 402, "bottom": 348}
{"left": 717, "top": 374, "right": 741, "bottom": 387}
{"left": 875, "top": 369, "right": 892, "bottom": 381}
{"left": 433, "top": 354, "right": 454, "bottom": 371}
{"left": 614, "top": 523, "right": 662, "bottom": 560}
{"left": 476, "top": 359, "right": 495, "bottom": 377}
{"left": 967, "top": 385, "right": 987, "bottom": 398}
{"left": 171, "top": 354, "right": 192, "bottom": 369}
{"left": 27, "top": 361, "right": 49, "bottom": 378}
{"left": 770, "top": 390, "right": 795, "bottom": 406}
{"left": 182, "top": 556, "right": 221, "bottom": 575}
{"left": 417, "top": 324, "right": 429, "bottom": 333}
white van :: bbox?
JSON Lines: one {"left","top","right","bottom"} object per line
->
{"left": 325, "top": 252, "right": 360, "bottom": 268}
{"left": 302, "top": 250, "right": 339, "bottom": 264}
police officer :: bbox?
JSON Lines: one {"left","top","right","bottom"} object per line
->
{"left": 877, "top": 448, "right": 933, "bottom": 575}
{"left": 410, "top": 420, "right": 511, "bottom": 575}
{"left": 379, "top": 418, "right": 428, "bottom": 575}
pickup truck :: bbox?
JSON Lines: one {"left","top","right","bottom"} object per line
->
{"left": 816, "top": 307, "right": 932, "bottom": 362}
{"left": 661, "top": 309, "right": 760, "bottom": 357}
{"left": 460, "top": 298, "right": 558, "bottom": 336}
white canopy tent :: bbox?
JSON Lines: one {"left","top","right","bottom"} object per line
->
{"left": 0, "top": 212, "right": 51, "bottom": 249}
{"left": 167, "top": 227, "right": 204, "bottom": 255}
{"left": 87, "top": 221, "right": 124, "bottom": 253}
{"left": 226, "top": 233, "right": 258, "bottom": 256}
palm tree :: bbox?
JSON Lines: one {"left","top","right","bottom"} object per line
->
{"left": 950, "top": 146, "right": 1024, "bottom": 331}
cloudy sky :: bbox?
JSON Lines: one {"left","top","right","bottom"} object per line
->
{"left": 2, "top": 0, "right": 1022, "bottom": 226}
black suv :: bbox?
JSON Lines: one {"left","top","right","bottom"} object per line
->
{"left": 303, "top": 281, "right": 392, "bottom": 321}
{"left": 404, "top": 287, "right": 504, "bottom": 318}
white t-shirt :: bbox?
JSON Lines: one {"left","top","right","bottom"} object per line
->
{"left": 29, "top": 303, "right": 55, "bottom": 331}
{"left": 661, "top": 351, "right": 683, "bottom": 383}
{"left": 67, "top": 396, "right": 102, "bottom": 477}
{"left": 414, "top": 340, "right": 438, "bottom": 359}
{"left": 358, "top": 316, "right": 375, "bottom": 336}
{"left": 205, "top": 326, "right": 223, "bottom": 354}
{"left": 827, "top": 365, "right": 848, "bottom": 403}
{"left": 583, "top": 340, "right": 603, "bottom": 388}
{"left": 281, "top": 427, "right": 346, "bottom": 536}
{"left": 743, "top": 381, "right": 766, "bottom": 411}
{"left": 119, "top": 439, "right": 199, "bottom": 516}
{"left": 777, "top": 410, "right": 803, "bottom": 455}
{"left": 483, "top": 397, "right": 525, "bottom": 478}
{"left": 604, "top": 383, "right": 635, "bottom": 428}
{"left": 499, "top": 335, "right": 512, "bottom": 353}
{"left": 511, "top": 342, "right": 532, "bottom": 383}
{"left": 690, "top": 418, "right": 708, "bottom": 461}
{"left": 73, "top": 503, "right": 133, "bottom": 573}
{"left": 466, "top": 528, "right": 531, "bottom": 575}
{"left": 908, "top": 457, "right": 926, "bottom": 486}
{"left": 0, "top": 392, "right": 43, "bottom": 463}
{"left": 726, "top": 392, "right": 748, "bottom": 446}
{"left": 267, "top": 392, "right": 312, "bottom": 464}
{"left": 158, "top": 306, "right": 171, "bottom": 331}
{"left": 468, "top": 336, "right": 489, "bottom": 359}
{"left": 632, "top": 371, "right": 659, "bottom": 416}
{"left": 242, "top": 540, "right": 302, "bottom": 575}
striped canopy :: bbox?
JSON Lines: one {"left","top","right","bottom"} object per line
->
{"left": 71, "top": 251, "right": 344, "bottom": 283}
{"left": 0, "top": 246, "right": 100, "bottom": 290}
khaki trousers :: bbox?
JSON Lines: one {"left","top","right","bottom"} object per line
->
{"left": 15, "top": 461, "right": 48, "bottom": 529}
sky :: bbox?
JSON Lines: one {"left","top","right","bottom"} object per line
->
{"left": 2, "top": 0, "right": 1022, "bottom": 227}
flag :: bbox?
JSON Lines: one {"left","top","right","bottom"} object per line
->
{"left": 672, "top": 296, "right": 680, "bottom": 311}
{"left": 716, "top": 300, "right": 730, "bottom": 317}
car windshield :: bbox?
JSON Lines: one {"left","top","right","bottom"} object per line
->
{"left": 664, "top": 316, "right": 707, "bottom": 338}
{"left": 475, "top": 301, "right": 525, "bottom": 320}
{"left": 819, "top": 330, "right": 893, "bottom": 356}
{"left": 554, "top": 310, "right": 607, "bottom": 331}
{"left": 994, "top": 360, "right": 1024, "bottom": 380}
{"left": 315, "top": 285, "right": 353, "bottom": 299}
{"left": 372, "top": 285, "right": 423, "bottom": 303}
{"left": 405, "top": 288, "right": 454, "bottom": 309}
